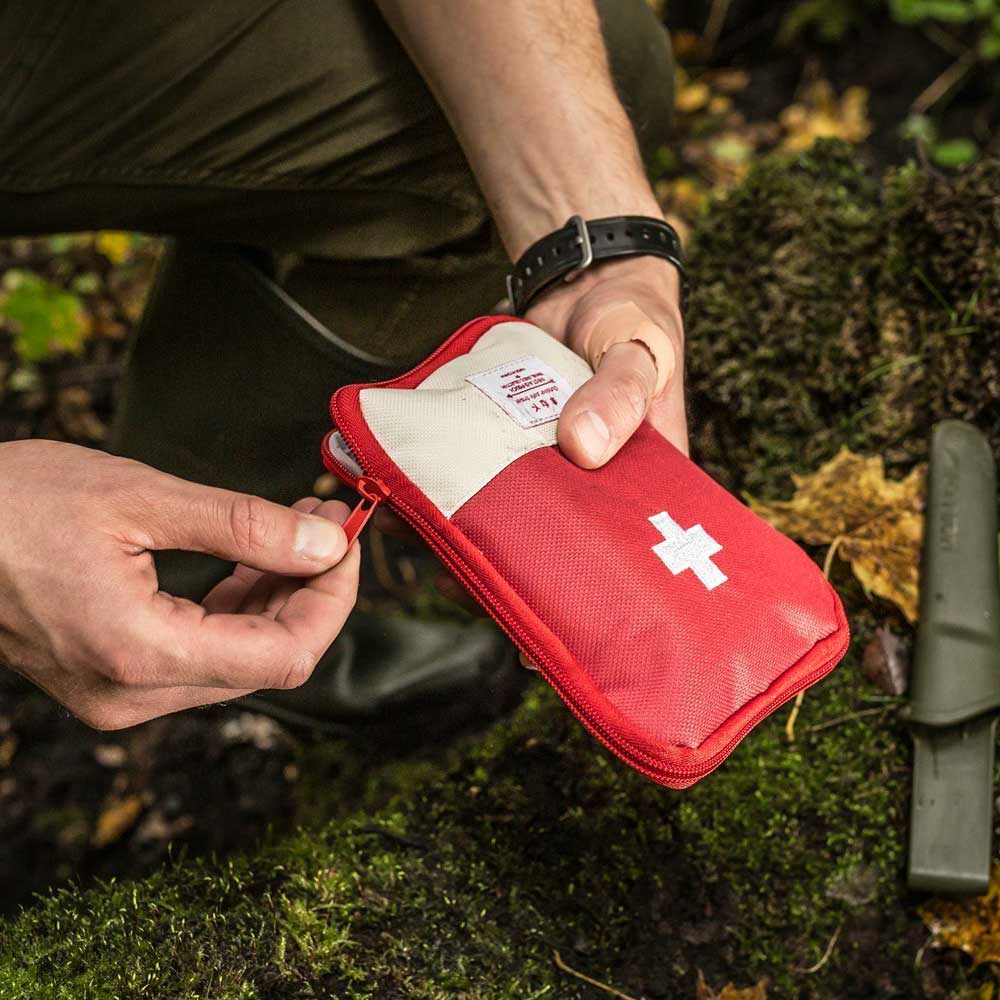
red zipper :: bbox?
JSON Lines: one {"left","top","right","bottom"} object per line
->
{"left": 341, "top": 476, "right": 391, "bottom": 546}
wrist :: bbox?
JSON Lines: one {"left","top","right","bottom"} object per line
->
{"left": 509, "top": 215, "right": 684, "bottom": 318}
{"left": 525, "top": 255, "right": 684, "bottom": 336}
{"left": 498, "top": 181, "right": 665, "bottom": 262}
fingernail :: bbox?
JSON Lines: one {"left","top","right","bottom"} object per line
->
{"left": 575, "top": 410, "right": 611, "bottom": 464}
{"left": 294, "top": 515, "right": 346, "bottom": 562}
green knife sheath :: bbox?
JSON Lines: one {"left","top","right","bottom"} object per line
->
{"left": 907, "top": 420, "right": 1000, "bottom": 894}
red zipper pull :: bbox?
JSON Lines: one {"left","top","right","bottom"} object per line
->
{"left": 341, "top": 476, "right": 392, "bottom": 545}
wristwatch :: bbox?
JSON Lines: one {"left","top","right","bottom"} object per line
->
{"left": 505, "top": 215, "right": 687, "bottom": 317}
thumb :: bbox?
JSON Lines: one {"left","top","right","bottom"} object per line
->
{"left": 124, "top": 474, "right": 348, "bottom": 575}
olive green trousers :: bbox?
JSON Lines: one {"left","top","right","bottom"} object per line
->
{"left": 0, "top": 0, "right": 673, "bottom": 595}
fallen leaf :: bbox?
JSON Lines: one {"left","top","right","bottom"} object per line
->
{"left": 93, "top": 744, "right": 127, "bottom": 769}
{"left": 220, "top": 712, "right": 291, "bottom": 750}
{"left": 56, "top": 386, "right": 107, "bottom": 443}
{"left": 92, "top": 794, "right": 144, "bottom": 847}
{"left": 780, "top": 80, "right": 872, "bottom": 152}
{"left": 94, "top": 231, "right": 134, "bottom": 265}
{"left": 748, "top": 449, "right": 925, "bottom": 622}
{"left": 1, "top": 271, "right": 91, "bottom": 363}
{"left": 696, "top": 970, "right": 768, "bottom": 999}
{"left": 709, "top": 94, "right": 733, "bottom": 115}
{"left": 861, "top": 626, "right": 909, "bottom": 695}
{"left": 655, "top": 176, "right": 709, "bottom": 229}
{"left": 133, "top": 809, "right": 195, "bottom": 846}
{"left": 671, "top": 30, "right": 703, "bottom": 62}
{"left": 921, "top": 862, "right": 1000, "bottom": 967}
{"left": 313, "top": 472, "right": 339, "bottom": 498}
{"left": 709, "top": 68, "right": 751, "bottom": 93}
{"left": 0, "top": 735, "right": 17, "bottom": 769}
{"left": 676, "top": 81, "right": 712, "bottom": 114}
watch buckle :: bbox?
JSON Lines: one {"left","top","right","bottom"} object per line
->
{"left": 563, "top": 215, "right": 593, "bottom": 283}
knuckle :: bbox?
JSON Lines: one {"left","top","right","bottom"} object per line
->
{"left": 605, "top": 371, "right": 649, "bottom": 425}
{"left": 273, "top": 650, "right": 317, "bottom": 690}
{"left": 227, "top": 495, "right": 274, "bottom": 561}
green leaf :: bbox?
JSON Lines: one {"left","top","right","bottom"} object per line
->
{"left": 0, "top": 272, "right": 89, "bottom": 363}
{"left": 899, "top": 112, "right": 937, "bottom": 144}
{"left": 931, "top": 137, "right": 979, "bottom": 166}
{"left": 891, "top": 0, "right": 977, "bottom": 22}
{"left": 979, "top": 27, "right": 1000, "bottom": 57}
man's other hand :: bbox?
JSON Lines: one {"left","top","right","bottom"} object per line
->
{"left": 0, "top": 440, "right": 359, "bottom": 729}
{"left": 525, "top": 255, "right": 687, "bottom": 468}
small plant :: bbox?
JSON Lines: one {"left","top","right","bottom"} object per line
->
{"left": 0, "top": 271, "right": 89, "bottom": 363}
{"left": 890, "top": 0, "right": 1000, "bottom": 58}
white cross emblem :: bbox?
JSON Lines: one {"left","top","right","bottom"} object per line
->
{"left": 649, "top": 510, "right": 727, "bottom": 591}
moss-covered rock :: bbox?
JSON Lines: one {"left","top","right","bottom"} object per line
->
{"left": 3, "top": 145, "right": 997, "bottom": 998}
{"left": 686, "top": 141, "right": 882, "bottom": 495}
{"left": 686, "top": 140, "right": 1000, "bottom": 495}
{"left": 0, "top": 641, "right": 916, "bottom": 999}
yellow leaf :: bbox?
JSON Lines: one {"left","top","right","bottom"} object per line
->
{"left": 672, "top": 30, "right": 703, "bottom": 62}
{"left": 0, "top": 734, "right": 17, "bottom": 769}
{"left": 710, "top": 69, "right": 751, "bottom": 93}
{"left": 780, "top": 81, "right": 872, "bottom": 152}
{"left": 696, "top": 970, "right": 768, "bottom": 999}
{"left": 748, "top": 449, "right": 925, "bottom": 622}
{"left": 709, "top": 94, "right": 733, "bottom": 115}
{"left": 676, "top": 81, "right": 711, "bottom": 114}
{"left": 921, "top": 862, "right": 1000, "bottom": 968}
{"left": 92, "top": 794, "right": 143, "bottom": 848}
{"left": 94, "top": 231, "right": 133, "bottom": 265}
{"left": 655, "top": 175, "right": 709, "bottom": 223}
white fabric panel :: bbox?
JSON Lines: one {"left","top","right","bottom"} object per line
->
{"left": 359, "top": 322, "right": 593, "bottom": 518}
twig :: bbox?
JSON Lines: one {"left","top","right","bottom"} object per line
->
{"left": 702, "top": 0, "right": 732, "bottom": 58}
{"left": 552, "top": 951, "right": 638, "bottom": 1000}
{"left": 795, "top": 923, "right": 842, "bottom": 974}
{"left": 912, "top": 48, "right": 977, "bottom": 115}
{"left": 803, "top": 706, "right": 890, "bottom": 735}
{"left": 368, "top": 527, "right": 414, "bottom": 600}
{"left": 822, "top": 535, "right": 845, "bottom": 580}
{"left": 921, "top": 23, "right": 968, "bottom": 58}
{"left": 787, "top": 536, "right": 845, "bottom": 743}
{"left": 785, "top": 690, "right": 806, "bottom": 743}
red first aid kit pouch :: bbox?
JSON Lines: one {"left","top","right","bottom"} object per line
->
{"left": 321, "top": 315, "right": 849, "bottom": 788}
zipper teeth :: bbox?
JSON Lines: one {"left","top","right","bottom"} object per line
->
{"left": 330, "top": 401, "right": 849, "bottom": 783}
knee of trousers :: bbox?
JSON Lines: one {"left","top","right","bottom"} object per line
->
{"left": 596, "top": 0, "right": 677, "bottom": 163}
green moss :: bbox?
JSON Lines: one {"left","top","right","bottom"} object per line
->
{"left": 686, "top": 141, "right": 1000, "bottom": 494}
{"left": 866, "top": 158, "right": 1000, "bottom": 470}
{"left": 686, "top": 140, "right": 882, "bottom": 495}
{"left": 0, "top": 649, "right": 921, "bottom": 998}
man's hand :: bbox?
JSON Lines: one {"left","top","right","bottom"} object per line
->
{"left": 375, "top": 0, "right": 686, "bottom": 468}
{"left": 0, "top": 440, "right": 359, "bottom": 729}
{"left": 525, "top": 255, "right": 687, "bottom": 464}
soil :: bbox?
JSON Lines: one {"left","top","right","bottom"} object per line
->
{"left": 668, "top": 0, "right": 1000, "bottom": 167}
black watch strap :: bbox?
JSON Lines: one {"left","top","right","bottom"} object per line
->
{"left": 506, "top": 215, "right": 687, "bottom": 317}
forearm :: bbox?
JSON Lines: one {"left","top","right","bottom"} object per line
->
{"left": 375, "top": 0, "right": 663, "bottom": 260}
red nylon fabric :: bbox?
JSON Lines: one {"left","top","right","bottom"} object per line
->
{"left": 452, "top": 435, "right": 840, "bottom": 749}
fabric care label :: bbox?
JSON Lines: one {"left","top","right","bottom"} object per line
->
{"left": 465, "top": 355, "right": 573, "bottom": 429}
